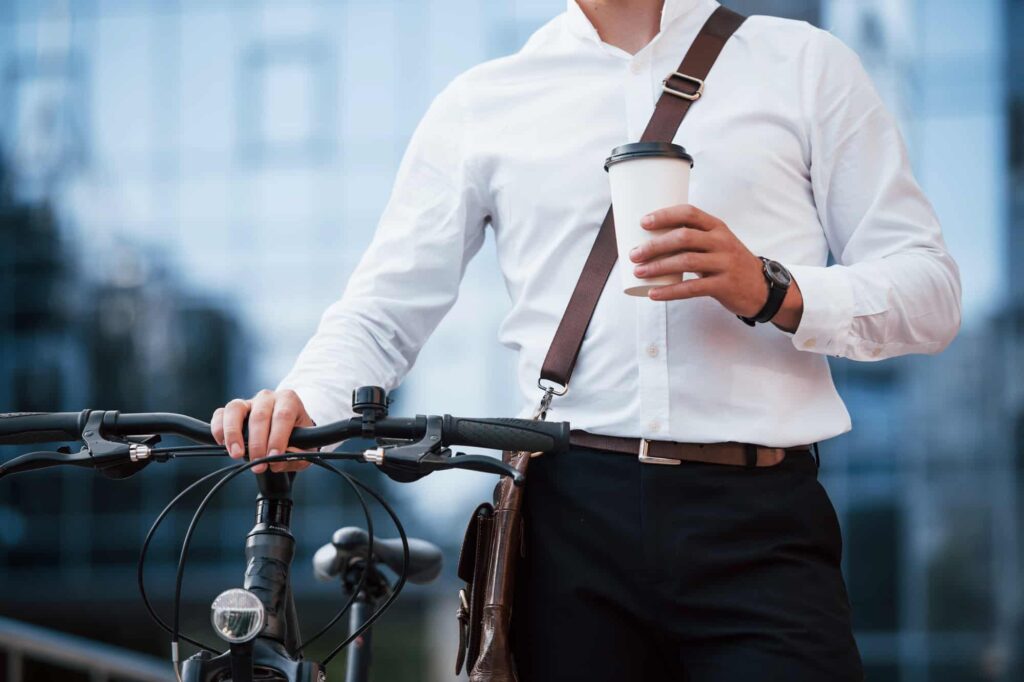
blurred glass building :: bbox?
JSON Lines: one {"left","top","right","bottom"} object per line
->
{"left": 0, "top": 1, "right": 1021, "bottom": 680}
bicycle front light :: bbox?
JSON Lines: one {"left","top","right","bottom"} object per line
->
{"left": 210, "top": 588, "right": 265, "bottom": 644}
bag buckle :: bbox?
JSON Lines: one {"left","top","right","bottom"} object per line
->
{"left": 638, "top": 438, "right": 680, "bottom": 466}
{"left": 533, "top": 378, "right": 568, "bottom": 421}
{"left": 662, "top": 71, "right": 704, "bottom": 101}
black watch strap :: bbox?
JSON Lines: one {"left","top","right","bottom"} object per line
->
{"left": 738, "top": 257, "right": 789, "bottom": 326}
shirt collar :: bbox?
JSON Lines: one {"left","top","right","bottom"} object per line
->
{"left": 564, "top": 0, "right": 702, "bottom": 44}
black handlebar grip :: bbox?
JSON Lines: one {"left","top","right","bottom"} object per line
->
{"left": 0, "top": 412, "right": 84, "bottom": 445}
{"left": 441, "top": 416, "right": 570, "bottom": 454}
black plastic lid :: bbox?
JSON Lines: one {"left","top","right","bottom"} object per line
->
{"left": 604, "top": 142, "right": 693, "bottom": 171}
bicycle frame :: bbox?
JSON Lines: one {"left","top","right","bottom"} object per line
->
{"left": 340, "top": 562, "right": 389, "bottom": 682}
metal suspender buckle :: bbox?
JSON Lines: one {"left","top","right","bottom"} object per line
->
{"left": 638, "top": 438, "right": 680, "bottom": 466}
{"left": 662, "top": 71, "right": 704, "bottom": 101}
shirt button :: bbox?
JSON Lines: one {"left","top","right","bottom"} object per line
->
{"left": 646, "top": 344, "right": 659, "bottom": 358}
{"left": 803, "top": 338, "right": 817, "bottom": 349}
{"left": 648, "top": 419, "right": 661, "bottom": 432}
{"left": 871, "top": 347, "right": 882, "bottom": 358}
{"left": 630, "top": 60, "right": 644, "bottom": 74}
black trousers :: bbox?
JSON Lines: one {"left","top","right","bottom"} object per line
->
{"left": 510, "top": 446, "right": 864, "bottom": 681}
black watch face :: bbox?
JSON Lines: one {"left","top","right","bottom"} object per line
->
{"left": 764, "top": 260, "right": 792, "bottom": 287}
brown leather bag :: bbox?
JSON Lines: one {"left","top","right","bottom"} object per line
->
{"left": 455, "top": 7, "right": 747, "bottom": 679}
{"left": 456, "top": 451, "right": 529, "bottom": 681}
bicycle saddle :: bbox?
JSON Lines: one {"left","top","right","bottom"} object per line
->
{"left": 313, "top": 526, "right": 443, "bottom": 585}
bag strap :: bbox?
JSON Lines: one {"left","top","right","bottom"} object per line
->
{"left": 538, "top": 6, "right": 746, "bottom": 393}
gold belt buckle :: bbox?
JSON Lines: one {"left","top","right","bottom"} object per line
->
{"left": 638, "top": 438, "right": 680, "bottom": 466}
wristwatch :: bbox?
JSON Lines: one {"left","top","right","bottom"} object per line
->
{"left": 738, "top": 257, "right": 792, "bottom": 326}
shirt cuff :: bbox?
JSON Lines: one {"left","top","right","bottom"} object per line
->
{"left": 782, "top": 263, "right": 855, "bottom": 356}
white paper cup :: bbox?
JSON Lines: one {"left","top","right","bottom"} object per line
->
{"left": 605, "top": 142, "right": 694, "bottom": 296}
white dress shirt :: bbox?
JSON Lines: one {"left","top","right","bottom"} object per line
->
{"left": 278, "top": 0, "right": 961, "bottom": 448}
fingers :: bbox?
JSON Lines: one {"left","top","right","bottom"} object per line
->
{"left": 631, "top": 225, "right": 717, "bottom": 264}
{"left": 634, "top": 251, "right": 725, "bottom": 279}
{"left": 222, "top": 398, "right": 251, "bottom": 462}
{"left": 630, "top": 232, "right": 720, "bottom": 272}
{"left": 641, "top": 204, "right": 720, "bottom": 233}
{"left": 211, "top": 407, "right": 225, "bottom": 444}
{"left": 266, "top": 390, "right": 313, "bottom": 473}
{"left": 246, "top": 390, "right": 277, "bottom": 474}
{"left": 648, "top": 275, "right": 717, "bottom": 302}
{"left": 265, "top": 390, "right": 301, "bottom": 457}
{"left": 217, "top": 390, "right": 315, "bottom": 474}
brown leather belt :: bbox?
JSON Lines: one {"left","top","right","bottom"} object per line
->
{"left": 569, "top": 430, "right": 812, "bottom": 468}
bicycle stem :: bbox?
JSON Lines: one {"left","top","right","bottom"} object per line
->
{"left": 244, "top": 472, "right": 300, "bottom": 648}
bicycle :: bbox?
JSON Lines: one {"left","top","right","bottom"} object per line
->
{"left": 0, "top": 386, "right": 570, "bottom": 682}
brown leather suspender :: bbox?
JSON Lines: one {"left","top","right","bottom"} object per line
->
{"left": 538, "top": 6, "right": 746, "bottom": 394}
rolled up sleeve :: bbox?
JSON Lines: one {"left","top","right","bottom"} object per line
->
{"left": 783, "top": 30, "right": 962, "bottom": 361}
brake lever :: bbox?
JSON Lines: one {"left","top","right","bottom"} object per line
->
{"left": 80, "top": 412, "right": 162, "bottom": 479}
{"left": 363, "top": 415, "right": 447, "bottom": 483}
{"left": 422, "top": 452, "right": 526, "bottom": 486}
{"left": 0, "top": 449, "right": 96, "bottom": 478}
{"left": 362, "top": 415, "right": 524, "bottom": 485}
{"left": 0, "top": 413, "right": 164, "bottom": 480}
{"left": 97, "top": 434, "right": 163, "bottom": 479}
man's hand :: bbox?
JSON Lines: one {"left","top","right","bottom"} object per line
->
{"left": 628, "top": 204, "right": 803, "bottom": 332}
{"left": 211, "top": 389, "right": 314, "bottom": 473}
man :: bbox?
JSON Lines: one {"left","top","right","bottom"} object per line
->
{"left": 212, "top": 0, "right": 961, "bottom": 679}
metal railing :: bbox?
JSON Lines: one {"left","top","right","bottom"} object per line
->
{"left": 0, "top": 615, "right": 170, "bottom": 681}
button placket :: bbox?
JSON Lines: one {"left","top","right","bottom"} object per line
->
{"left": 624, "top": 54, "right": 656, "bottom": 139}
{"left": 626, "top": 44, "right": 675, "bottom": 441}
{"left": 630, "top": 44, "right": 668, "bottom": 440}
{"left": 637, "top": 301, "right": 670, "bottom": 439}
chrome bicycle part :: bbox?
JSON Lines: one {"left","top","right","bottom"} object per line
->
{"left": 363, "top": 447, "right": 385, "bottom": 465}
{"left": 211, "top": 588, "right": 266, "bottom": 644}
{"left": 128, "top": 441, "right": 152, "bottom": 462}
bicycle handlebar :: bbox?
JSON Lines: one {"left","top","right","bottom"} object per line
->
{"left": 0, "top": 410, "right": 569, "bottom": 452}
{"left": 0, "top": 402, "right": 568, "bottom": 679}
{"left": 0, "top": 409, "right": 569, "bottom": 484}
{"left": 0, "top": 412, "right": 86, "bottom": 445}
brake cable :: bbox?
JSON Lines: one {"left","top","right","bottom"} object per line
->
{"left": 138, "top": 461, "right": 240, "bottom": 653}
{"left": 168, "top": 452, "right": 401, "bottom": 674}
{"left": 137, "top": 445, "right": 401, "bottom": 660}
{"left": 316, "top": 464, "right": 410, "bottom": 666}
{"left": 168, "top": 453, "right": 317, "bottom": 671}
{"left": 294, "top": 460, "right": 375, "bottom": 652}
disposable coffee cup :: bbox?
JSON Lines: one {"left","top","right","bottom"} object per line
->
{"left": 604, "top": 142, "right": 694, "bottom": 296}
